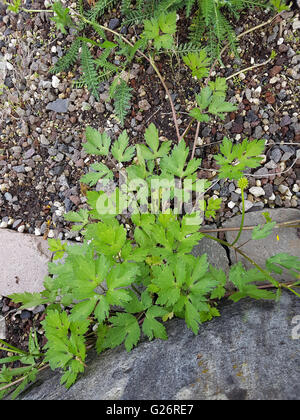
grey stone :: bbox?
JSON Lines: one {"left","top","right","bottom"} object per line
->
{"left": 18, "top": 292, "right": 300, "bottom": 400}
{"left": 243, "top": 200, "right": 254, "bottom": 212}
{"left": 253, "top": 126, "right": 263, "bottom": 139}
{"left": 269, "top": 123, "right": 280, "bottom": 134}
{"left": 4, "top": 192, "right": 12, "bottom": 202}
{"left": 277, "top": 90, "right": 287, "bottom": 100}
{"left": 46, "top": 99, "right": 69, "bottom": 113}
{"left": 253, "top": 167, "right": 268, "bottom": 178}
{"left": 223, "top": 209, "right": 300, "bottom": 282}
{"left": 270, "top": 148, "right": 282, "bottom": 163}
{"left": 280, "top": 115, "right": 291, "bottom": 127}
{"left": 12, "top": 165, "right": 25, "bottom": 173}
{"left": 191, "top": 225, "right": 229, "bottom": 274}
{"left": 108, "top": 18, "right": 120, "bottom": 30}
{"left": 281, "top": 151, "right": 294, "bottom": 162}
{"left": 24, "top": 148, "right": 35, "bottom": 159}
{"left": 265, "top": 160, "right": 277, "bottom": 170}
{"left": 263, "top": 184, "right": 273, "bottom": 198}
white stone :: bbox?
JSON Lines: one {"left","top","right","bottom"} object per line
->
{"left": 269, "top": 193, "right": 276, "bottom": 201}
{"left": 0, "top": 316, "right": 6, "bottom": 339}
{"left": 254, "top": 86, "right": 261, "bottom": 97}
{"left": 249, "top": 186, "right": 265, "bottom": 197}
{"left": 228, "top": 201, "right": 236, "bottom": 209}
{"left": 270, "top": 76, "right": 279, "bottom": 84}
{"left": 292, "top": 19, "right": 300, "bottom": 31}
{"left": 34, "top": 228, "right": 41, "bottom": 236}
{"left": 51, "top": 75, "right": 60, "bottom": 89}
{"left": 292, "top": 184, "right": 299, "bottom": 193}
{"left": 278, "top": 185, "right": 290, "bottom": 195}
{"left": 48, "top": 230, "right": 54, "bottom": 238}
{"left": 6, "top": 62, "right": 13, "bottom": 71}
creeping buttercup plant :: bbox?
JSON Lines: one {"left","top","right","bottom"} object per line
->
{"left": 3, "top": 125, "right": 300, "bottom": 397}
{"left": 1, "top": 0, "right": 300, "bottom": 400}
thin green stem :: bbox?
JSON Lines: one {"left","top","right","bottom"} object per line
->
{"left": 281, "top": 284, "right": 300, "bottom": 298}
{"left": 230, "top": 187, "right": 245, "bottom": 247}
{"left": 0, "top": 339, "right": 28, "bottom": 355}
{"left": 22, "top": 8, "right": 53, "bottom": 13}
{"left": 0, "top": 347, "right": 23, "bottom": 354}
{"left": 0, "top": 363, "right": 48, "bottom": 394}
{"left": 201, "top": 232, "right": 279, "bottom": 287}
{"left": 131, "top": 284, "right": 141, "bottom": 297}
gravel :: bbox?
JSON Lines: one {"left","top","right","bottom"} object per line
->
{"left": 45, "top": 98, "right": 69, "bottom": 113}
{"left": 0, "top": 2, "right": 299, "bottom": 241}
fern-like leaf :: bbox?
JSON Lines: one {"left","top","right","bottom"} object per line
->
{"left": 85, "top": 0, "right": 118, "bottom": 22}
{"left": 50, "top": 39, "right": 81, "bottom": 74}
{"left": 111, "top": 79, "right": 133, "bottom": 125}
{"left": 185, "top": 0, "right": 196, "bottom": 16}
{"left": 80, "top": 42, "right": 100, "bottom": 100}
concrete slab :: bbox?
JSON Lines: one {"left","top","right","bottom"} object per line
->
{"left": 223, "top": 209, "right": 300, "bottom": 282}
{"left": 0, "top": 229, "right": 52, "bottom": 296}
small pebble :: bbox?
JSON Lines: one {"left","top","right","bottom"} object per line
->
{"left": 249, "top": 187, "right": 265, "bottom": 197}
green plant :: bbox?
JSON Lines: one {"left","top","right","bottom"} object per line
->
{"left": 142, "top": 11, "right": 177, "bottom": 50}
{"left": 47, "top": 0, "right": 267, "bottom": 122}
{"left": 0, "top": 330, "right": 43, "bottom": 400}
{"left": 4, "top": 124, "right": 300, "bottom": 396}
{"left": 2, "top": 1, "right": 300, "bottom": 399}
{"left": 51, "top": 1, "right": 74, "bottom": 34}
{"left": 4, "top": 0, "right": 21, "bottom": 13}
{"left": 269, "top": 0, "right": 291, "bottom": 12}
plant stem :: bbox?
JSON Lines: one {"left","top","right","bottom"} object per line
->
{"left": 75, "top": 12, "right": 181, "bottom": 143}
{"left": 21, "top": 8, "right": 53, "bottom": 13}
{"left": 281, "top": 284, "right": 300, "bottom": 298}
{"left": 199, "top": 219, "right": 300, "bottom": 234}
{"left": 230, "top": 187, "right": 245, "bottom": 246}
{"left": 226, "top": 55, "right": 273, "bottom": 81}
{"left": 149, "top": 57, "right": 181, "bottom": 143}
{"left": 179, "top": 117, "right": 195, "bottom": 141}
{"left": 191, "top": 121, "right": 201, "bottom": 159}
{"left": 201, "top": 232, "right": 279, "bottom": 287}
{"left": 131, "top": 284, "right": 141, "bottom": 296}
{"left": 0, "top": 347, "right": 23, "bottom": 354}
{"left": 0, "top": 363, "right": 49, "bottom": 393}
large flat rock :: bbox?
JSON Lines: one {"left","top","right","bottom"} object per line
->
{"left": 192, "top": 224, "right": 230, "bottom": 273}
{"left": 223, "top": 209, "right": 300, "bottom": 282}
{"left": 18, "top": 291, "right": 300, "bottom": 400}
{"left": 0, "top": 229, "right": 52, "bottom": 296}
